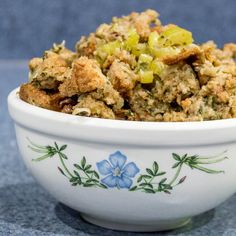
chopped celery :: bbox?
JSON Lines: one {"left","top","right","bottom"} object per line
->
{"left": 152, "top": 47, "right": 180, "bottom": 58}
{"left": 158, "top": 26, "right": 193, "bottom": 47}
{"left": 101, "top": 41, "right": 121, "bottom": 55}
{"left": 124, "top": 29, "right": 140, "bottom": 51}
{"left": 139, "top": 70, "right": 154, "bottom": 84}
{"left": 148, "top": 31, "right": 159, "bottom": 49}
{"left": 149, "top": 59, "right": 166, "bottom": 76}
{"left": 138, "top": 54, "right": 153, "bottom": 64}
{"left": 95, "top": 40, "right": 121, "bottom": 61}
{"left": 132, "top": 43, "right": 148, "bottom": 57}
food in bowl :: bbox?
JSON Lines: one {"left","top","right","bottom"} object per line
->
{"left": 19, "top": 9, "right": 236, "bottom": 121}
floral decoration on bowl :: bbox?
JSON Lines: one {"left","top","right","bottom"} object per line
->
{"left": 28, "top": 138, "right": 228, "bottom": 194}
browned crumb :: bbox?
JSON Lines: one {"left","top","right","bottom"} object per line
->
{"left": 151, "top": 24, "right": 177, "bottom": 34}
{"left": 59, "top": 56, "right": 106, "bottom": 96}
{"left": 162, "top": 44, "right": 201, "bottom": 65}
{"left": 29, "top": 51, "right": 71, "bottom": 90}
{"left": 152, "top": 63, "right": 200, "bottom": 104}
{"left": 107, "top": 60, "right": 137, "bottom": 96}
{"left": 223, "top": 43, "right": 236, "bottom": 58}
{"left": 130, "top": 9, "right": 160, "bottom": 39}
{"left": 61, "top": 104, "right": 74, "bottom": 114}
{"left": 76, "top": 34, "right": 103, "bottom": 58}
{"left": 19, "top": 83, "right": 62, "bottom": 111}
{"left": 103, "top": 49, "right": 137, "bottom": 69}
{"left": 73, "top": 95, "right": 115, "bottom": 119}
{"left": 90, "top": 83, "right": 124, "bottom": 110}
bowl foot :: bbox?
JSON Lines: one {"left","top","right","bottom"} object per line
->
{"left": 81, "top": 213, "right": 191, "bottom": 232}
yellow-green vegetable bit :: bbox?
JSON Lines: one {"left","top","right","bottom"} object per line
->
{"left": 158, "top": 26, "right": 193, "bottom": 47}
{"left": 124, "top": 29, "right": 140, "bottom": 51}
{"left": 153, "top": 47, "right": 181, "bottom": 58}
{"left": 132, "top": 43, "right": 147, "bottom": 57}
{"left": 149, "top": 59, "right": 166, "bottom": 76}
{"left": 95, "top": 40, "right": 121, "bottom": 62}
{"left": 139, "top": 70, "right": 154, "bottom": 84}
{"left": 138, "top": 54, "right": 153, "bottom": 64}
{"left": 148, "top": 31, "right": 159, "bottom": 53}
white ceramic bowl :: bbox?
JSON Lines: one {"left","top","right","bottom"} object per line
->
{"left": 8, "top": 88, "right": 236, "bottom": 232}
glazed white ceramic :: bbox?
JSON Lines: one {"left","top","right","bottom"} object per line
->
{"left": 8, "top": 88, "right": 236, "bottom": 232}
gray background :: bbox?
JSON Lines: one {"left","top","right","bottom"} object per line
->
{"left": 0, "top": 0, "right": 235, "bottom": 59}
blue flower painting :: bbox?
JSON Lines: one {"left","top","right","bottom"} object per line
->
{"left": 96, "top": 151, "right": 140, "bottom": 189}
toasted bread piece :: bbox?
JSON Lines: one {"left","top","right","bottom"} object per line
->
{"left": 103, "top": 49, "right": 137, "bottom": 69}
{"left": 29, "top": 51, "right": 71, "bottom": 90}
{"left": 19, "top": 83, "right": 62, "bottom": 111}
{"left": 107, "top": 60, "right": 137, "bottom": 96}
{"left": 50, "top": 42, "right": 77, "bottom": 65}
{"left": 223, "top": 43, "right": 236, "bottom": 58}
{"left": 76, "top": 33, "right": 103, "bottom": 58}
{"left": 59, "top": 57, "right": 106, "bottom": 97}
{"left": 131, "top": 9, "right": 160, "bottom": 39}
{"left": 162, "top": 45, "right": 201, "bottom": 65}
{"left": 90, "top": 82, "right": 124, "bottom": 110}
{"left": 73, "top": 95, "right": 115, "bottom": 119}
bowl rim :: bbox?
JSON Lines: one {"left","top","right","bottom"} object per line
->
{"left": 8, "top": 88, "right": 236, "bottom": 146}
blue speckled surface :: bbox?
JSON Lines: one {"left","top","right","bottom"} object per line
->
{"left": 0, "top": 0, "right": 236, "bottom": 59}
{"left": 1, "top": 61, "right": 236, "bottom": 235}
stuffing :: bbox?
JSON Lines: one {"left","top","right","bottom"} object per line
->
{"left": 20, "top": 9, "right": 236, "bottom": 122}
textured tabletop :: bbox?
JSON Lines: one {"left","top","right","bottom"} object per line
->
{"left": 1, "top": 61, "right": 236, "bottom": 236}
